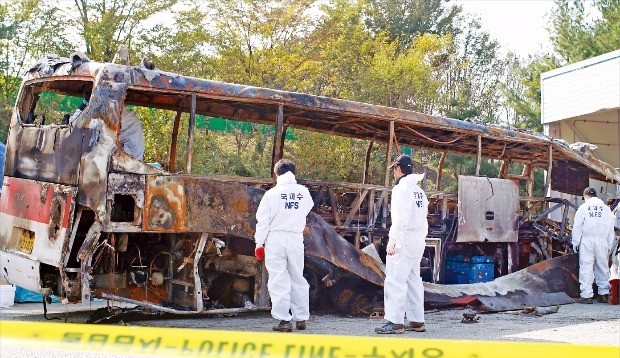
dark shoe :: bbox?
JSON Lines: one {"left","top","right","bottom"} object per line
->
{"left": 272, "top": 320, "right": 293, "bottom": 332}
{"left": 405, "top": 321, "right": 427, "bottom": 332}
{"left": 296, "top": 320, "right": 307, "bottom": 330}
{"left": 597, "top": 294, "right": 609, "bottom": 303}
{"left": 374, "top": 322, "right": 405, "bottom": 334}
{"left": 578, "top": 297, "right": 593, "bottom": 304}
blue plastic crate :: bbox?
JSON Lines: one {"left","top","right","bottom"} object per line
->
{"left": 445, "top": 255, "right": 494, "bottom": 284}
{"left": 468, "top": 263, "right": 494, "bottom": 283}
{"left": 446, "top": 255, "right": 469, "bottom": 262}
{"left": 444, "top": 272, "right": 469, "bottom": 284}
{"left": 470, "top": 256, "right": 494, "bottom": 264}
{"left": 446, "top": 260, "right": 469, "bottom": 274}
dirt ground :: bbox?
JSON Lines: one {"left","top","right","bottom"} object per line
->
{"left": 1, "top": 300, "right": 619, "bottom": 348}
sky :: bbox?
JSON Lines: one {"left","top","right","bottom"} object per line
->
{"left": 455, "top": 0, "right": 555, "bottom": 56}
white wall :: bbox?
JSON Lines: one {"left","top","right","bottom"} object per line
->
{"left": 542, "top": 50, "right": 620, "bottom": 124}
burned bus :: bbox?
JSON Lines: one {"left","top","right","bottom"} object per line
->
{"left": 1, "top": 54, "right": 618, "bottom": 318}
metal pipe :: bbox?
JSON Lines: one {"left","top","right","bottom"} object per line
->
{"left": 271, "top": 104, "right": 285, "bottom": 177}
{"left": 383, "top": 121, "right": 395, "bottom": 228}
{"left": 436, "top": 151, "right": 446, "bottom": 190}
{"left": 185, "top": 94, "right": 196, "bottom": 174}
{"left": 169, "top": 110, "right": 182, "bottom": 172}
{"left": 544, "top": 145, "right": 553, "bottom": 197}
{"left": 193, "top": 234, "right": 208, "bottom": 312}
{"left": 475, "top": 135, "right": 481, "bottom": 176}
{"left": 362, "top": 139, "right": 374, "bottom": 184}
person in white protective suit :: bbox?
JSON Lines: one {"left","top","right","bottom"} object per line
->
{"left": 119, "top": 107, "right": 145, "bottom": 161}
{"left": 572, "top": 187, "right": 615, "bottom": 303}
{"left": 375, "top": 154, "right": 428, "bottom": 334}
{"left": 254, "top": 159, "right": 314, "bottom": 332}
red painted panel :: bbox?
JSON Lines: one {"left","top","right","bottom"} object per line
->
{"left": 0, "top": 177, "right": 72, "bottom": 229}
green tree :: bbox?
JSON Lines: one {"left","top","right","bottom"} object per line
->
{"left": 549, "top": 0, "right": 620, "bottom": 63}
{"left": 142, "top": 6, "right": 214, "bottom": 77}
{"left": 505, "top": 0, "right": 618, "bottom": 131}
{"left": 62, "top": 0, "right": 177, "bottom": 62}
{"left": 502, "top": 54, "right": 560, "bottom": 132}
{"left": 364, "top": 0, "right": 461, "bottom": 48}
{"left": 434, "top": 15, "right": 505, "bottom": 122}
{"left": 0, "top": 0, "right": 72, "bottom": 142}
{"left": 205, "top": 0, "right": 321, "bottom": 89}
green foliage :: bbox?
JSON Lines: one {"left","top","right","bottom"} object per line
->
{"left": 505, "top": 0, "right": 619, "bottom": 131}
{"left": 502, "top": 54, "right": 560, "bottom": 132}
{"left": 549, "top": 0, "right": 620, "bottom": 63}
{"left": 0, "top": 0, "right": 72, "bottom": 100}
{"left": 64, "top": 0, "right": 177, "bottom": 62}
{"left": 364, "top": 0, "right": 461, "bottom": 48}
{"left": 440, "top": 154, "right": 500, "bottom": 192}
{"left": 2, "top": 0, "right": 610, "bottom": 198}
{"left": 291, "top": 130, "right": 385, "bottom": 183}
{"left": 0, "top": 96, "right": 11, "bottom": 142}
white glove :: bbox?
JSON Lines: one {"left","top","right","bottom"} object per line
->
{"left": 387, "top": 239, "right": 399, "bottom": 256}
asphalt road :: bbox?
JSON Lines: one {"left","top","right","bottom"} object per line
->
{"left": 1, "top": 300, "right": 619, "bottom": 347}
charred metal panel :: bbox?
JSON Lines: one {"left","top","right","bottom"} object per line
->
{"left": 473, "top": 292, "right": 573, "bottom": 312}
{"left": 104, "top": 173, "right": 145, "bottom": 232}
{"left": 0, "top": 177, "right": 77, "bottom": 267}
{"left": 93, "top": 273, "right": 127, "bottom": 289}
{"left": 143, "top": 175, "right": 260, "bottom": 235}
{"left": 77, "top": 78, "right": 128, "bottom": 221}
{"left": 457, "top": 176, "right": 519, "bottom": 243}
{"left": 142, "top": 175, "right": 384, "bottom": 285}
{"left": 206, "top": 255, "right": 258, "bottom": 277}
{"left": 424, "top": 254, "right": 580, "bottom": 308}
{"left": 4, "top": 79, "right": 93, "bottom": 186}
{"left": 551, "top": 160, "right": 590, "bottom": 195}
{"left": 5, "top": 125, "right": 86, "bottom": 186}
{"left": 304, "top": 214, "right": 384, "bottom": 286}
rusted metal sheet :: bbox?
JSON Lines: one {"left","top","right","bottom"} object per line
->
{"left": 143, "top": 175, "right": 260, "bottom": 235}
{"left": 142, "top": 174, "right": 385, "bottom": 286}
{"left": 473, "top": 292, "right": 573, "bottom": 312}
{"left": 457, "top": 176, "right": 519, "bottom": 243}
{"left": 305, "top": 214, "right": 384, "bottom": 286}
{"left": 551, "top": 160, "right": 590, "bottom": 195}
{"left": 423, "top": 254, "right": 580, "bottom": 309}
{"left": 104, "top": 173, "right": 145, "bottom": 232}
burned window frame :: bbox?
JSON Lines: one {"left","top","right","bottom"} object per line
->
{"left": 16, "top": 77, "right": 94, "bottom": 127}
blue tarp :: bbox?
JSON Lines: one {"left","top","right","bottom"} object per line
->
{"left": 14, "top": 286, "right": 60, "bottom": 303}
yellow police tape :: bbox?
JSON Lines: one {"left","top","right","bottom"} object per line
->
{"left": 0, "top": 320, "right": 618, "bottom": 358}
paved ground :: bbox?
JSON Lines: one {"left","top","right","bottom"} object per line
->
{"left": 1, "top": 300, "right": 619, "bottom": 348}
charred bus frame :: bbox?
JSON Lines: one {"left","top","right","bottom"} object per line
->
{"left": 1, "top": 54, "right": 618, "bottom": 317}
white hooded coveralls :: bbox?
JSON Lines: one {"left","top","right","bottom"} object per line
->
{"left": 254, "top": 171, "right": 314, "bottom": 321}
{"left": 384, "top": 174, "right": 428, "bottom": 325}
{"left": 611, "top": 205, "right": 620, "bottom": 279}
{"left": 119, "top": 107, "right": 145, "bottom": 161}
{"left": 572, "top": 196, "right": 615, "bottom": 298}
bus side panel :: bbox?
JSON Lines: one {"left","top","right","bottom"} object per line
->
{"left": 0, "top": 177, "right": 77, "bottom": 270}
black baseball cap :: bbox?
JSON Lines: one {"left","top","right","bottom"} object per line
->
{"left": 388, "top": 154, "right": 414, "bottom": 169}
{"left": 583, "top": 187, "right": 597, "bottom": 197}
